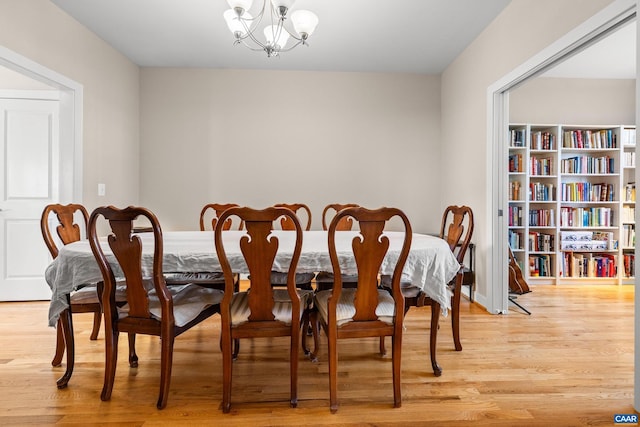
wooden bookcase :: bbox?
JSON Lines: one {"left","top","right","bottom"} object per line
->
{"left": 508, "top": 123, "right": 635, "bottom": 285}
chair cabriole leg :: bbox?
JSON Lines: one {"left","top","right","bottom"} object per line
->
{"left": 52, "top": 317, "right": 65, "bottom": 367}
{"left": 89, "top": 311, "right": 101, "bottom": 340}
{"left": 290, "top": 329, "right": 299, "bottom": 408}
{"left": 328, "top": 327, "right": 338, "bottom": 413}
{"left": 101, "top": 329, "right": 118, "bottom": 401}
{"left": 156, "top": 334, "right": 174, "bottom": 409}
{"left": 128, "top": 333, "right": 138, "bottom": 367}
{"left": 452, "top": 274, "right": 463, "bottom": 351}
{"left": 392, "top": 333, "right": 402, "bottom": 408}
{"left": 56, "top": 308, "right": 74, "bottom": 389}
{"left": 430, "top": 301, "right": 442, "bottom": 377}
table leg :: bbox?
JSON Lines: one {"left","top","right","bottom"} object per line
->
{"left": 429, "top": 300, "right": 442, "bottom": 377}
{"left": 56, "top": 305, "right": 75, "bottom": 389}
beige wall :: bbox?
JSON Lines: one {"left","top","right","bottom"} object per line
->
{"left": 0, "top": 0, "right": 624, "bottom": 282}
{"left": 0, "top": 65, "right": 55, "bottom": 90}
{"left": 440, "top": 0, "right": 616, "bottom": 301}
{"left": 0, "top": 0, "right": 140, "bottom": 211}
{"left": 511, "top": 77, "right": 635, "bottom": 125}
{"left": 140, "top": 68, "right": 442, "bottom": 232}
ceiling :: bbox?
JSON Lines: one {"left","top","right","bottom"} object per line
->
{"left": 542, "top": 20, "right": 636, "bottom": 79}
{"left": 50, "top": 0, "right": 513, "bottom": 74}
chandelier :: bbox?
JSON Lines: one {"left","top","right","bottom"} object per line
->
{"left": 223, "top": 0, "right": 319, "bottom": 58}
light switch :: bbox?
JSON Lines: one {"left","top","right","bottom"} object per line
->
{"left": 98, "top": 183, "right": 106, "bottom": 196}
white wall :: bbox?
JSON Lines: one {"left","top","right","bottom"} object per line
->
{"left": 440, "top": 0, "right": 615, "bottom": 303}
{"left": 510, "top": 77, "right": 635, "bottom": 125}
{"left": 140, "top": 68, "right": 442, "bottom": 232}
{"left": 0, "top": 0, "right": 140, "bottom": 211}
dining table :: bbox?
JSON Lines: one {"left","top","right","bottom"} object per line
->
{"left": 45, "top": 229, "right": 460, "bottom": 386}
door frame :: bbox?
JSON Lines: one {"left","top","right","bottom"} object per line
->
{"left": 486, "top": 0, "right": 636, "bottom": 315}
{"left": 0, "top": 45, "right": 83, "bottom": 203}
{"left": 487, "top": 1, "right": 639, "bottom": 408}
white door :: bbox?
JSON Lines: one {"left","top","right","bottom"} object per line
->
{"left": 0, "top": 97, "right": 60, "bottom": 301}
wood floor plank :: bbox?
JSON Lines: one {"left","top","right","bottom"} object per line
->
{"left": 0, "top": 284, "right": 634, "bottom": 425}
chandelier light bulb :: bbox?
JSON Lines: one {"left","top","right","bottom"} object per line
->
{"left": 291, "top": 10, "right": 318, "bottom": 39}
{"left": 223, "top": 9, "right": 252, "bottom": 37}
{"left": 226, "top": 0, "right": 253, "bottom": 15}
{"left": 270, "top": 0, "right": 296, "bottom": 17}
{"left": 264, "top": 25, "right": 290, "bottom": 49}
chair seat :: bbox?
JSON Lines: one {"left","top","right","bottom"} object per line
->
{"left": 270, "top": 271, "right": 315, "bottom": 287}
{"left": 164, "top": 271, "right": 225, "bottom": 285}
{"left": 314, "top": 288, "right": 396, "bottom": 327}
{"left": 118, "top": 283, "right": 223, "bottom": 327}
{"left": 71, "top": 283, "right": 128, "bottom": 305}
{"left": 379, "top": 275, "right": 423, "bottom": 298}
{"left": 314, "top": 271, "right": 359, "bottom": 284}
{"left": 230, "top": 288, "right": 312, "bottom": 327}
{"left": 69, "top": 285, "right": 101, "bottom": 304}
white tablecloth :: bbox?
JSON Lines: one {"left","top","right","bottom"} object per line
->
{"left": 46, "top": 230, "right": 460, "bottom": 326}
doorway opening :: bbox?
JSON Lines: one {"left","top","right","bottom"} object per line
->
{"left": 0, "top": 45, "right": 83, "bottom": 301}
{"left": 0, "top": 45, "right": 83, "bottom": 203}
{"left": 487, "top": 2, "right": 636, "bottom": 314}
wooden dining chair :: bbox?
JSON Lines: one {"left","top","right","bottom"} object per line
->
{"left": 41, "top": 204, "right": 96, "bottom": 365}
{"left": 41, "top": 203, "right": 129, "bottom": 388}
{"left": 315, "top": 203, "right": 361, "bottom": 291}
{"left": 312, "top": 206, "right": 412, "bottom": 412}
{"left": 215, "top": 206, "right": 307, "bottom": 413}
{"left": 380, "top": 205, "right": 473, "bottom": 375}
{"left": 164, "top": 203, "right": 241, "bottom": 291}
{"left": 89, "top": 205, "right": 222, "bottom": 409}
{"left": 440, "top": 205, "right": 474, "bottom": 351}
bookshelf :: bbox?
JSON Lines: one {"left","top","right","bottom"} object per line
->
{"left": 508, "top": 124, "right": 635, "bottom": 285}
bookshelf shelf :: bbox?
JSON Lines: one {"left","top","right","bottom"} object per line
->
{"left": 562, "top": 148, "right": 619, "bottom": 152}
{"left": 560, "top": 173, "right": 620, "bottom": 177}
{"left": 559, "top": 249, "right": 618, "bottom": 253}
{"left": 561, "top": 201, "right": 618, "bottom": 205}
{"left": 509, "top": 123, "right": 635, "bottom": 285}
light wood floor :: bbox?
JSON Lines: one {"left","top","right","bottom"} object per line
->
{"left": 0, "top": 284, "right": 634, "bottom": 426}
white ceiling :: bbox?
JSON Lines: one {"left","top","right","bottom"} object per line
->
{"left": 542, "top": 20, "right": 636, "bottom": 79}
{"left": 50, "top": 0, "right": 513, "bottom": 74}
